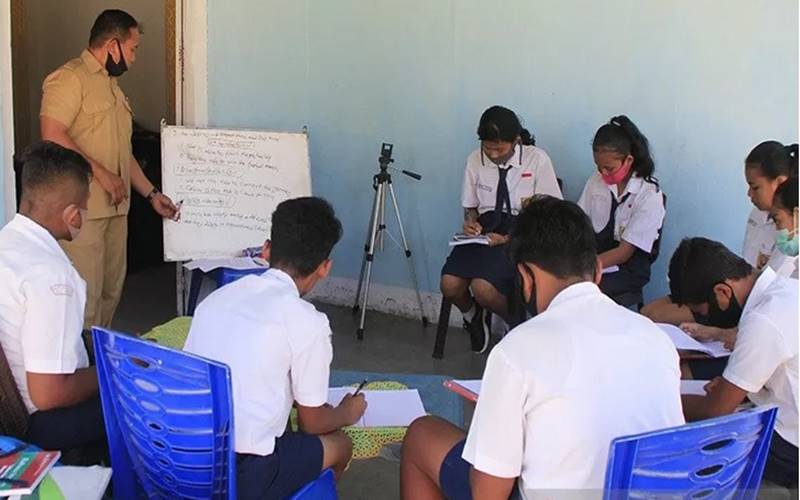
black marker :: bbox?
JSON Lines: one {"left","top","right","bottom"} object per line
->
{"left": 353, "top": 379, "right": 368, "bottom": 396}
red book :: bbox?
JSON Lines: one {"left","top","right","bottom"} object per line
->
{"left": 0, "top": 450, "right": 60, "bottom": 496}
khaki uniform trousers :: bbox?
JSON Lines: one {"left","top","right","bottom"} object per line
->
{"left": 61, "top": 215, "right": 128, "bottom": 330}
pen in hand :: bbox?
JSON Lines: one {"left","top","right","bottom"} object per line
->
{"left": 353, "top": 379, "right": 368, "bottom": 397}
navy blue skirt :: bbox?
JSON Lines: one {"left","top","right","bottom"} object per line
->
{"left": 441, "top": 211, "right": 517, "bottom": 297}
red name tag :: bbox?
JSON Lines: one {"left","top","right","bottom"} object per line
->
{"left": 521, "top": 172, "right": 533, "bottom": 178}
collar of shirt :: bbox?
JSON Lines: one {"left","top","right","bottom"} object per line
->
{"left": 263, "top": 267, "right": 300, "bottom": 297}
{"left": 546, "top": 281, "right": 603, "bottom": 311}
{"left": 606, "top": 174, "right": 644, "bottom": 200}
{"left": 741, "top": 266, "right": 778, "bottom": 317}
{"left": 11, "top": 214, "right": 72, "bottom": 265}
{"left": 748, "top": 207, "right": 771, "bottom": 226}
{"left": 80, "top": 48, "right": 108, "bottom": 76}
{"left": 483, "top": 144, "right": 521, "bottom": 169}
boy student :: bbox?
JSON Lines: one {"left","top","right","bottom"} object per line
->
{"left": 671, "top": 238, "right": 798, "bottom": 488}
{"left": 401, "top": 196, "right": 684, "bottom": 500}
{"left": 184, "top": 197, "right": 365, "bottom": 498}
{"left": 0, "top": 141, "right": 106, "bottom": 453}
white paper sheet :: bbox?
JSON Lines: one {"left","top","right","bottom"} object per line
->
{"left": 327, "top": 388, "right": 426, "bottom": 427}
{"left": 451, "top": 379, "right": 482, "bottom": 395}
{"left": 680, "top": 380, "right": 710, "bottom": 396}
{"left": 657, "top": 323, "right": 731, "bottom": 358}
{"left": 49, "top": 466, "right": 112, "bottom": 500}
{"left": 182, "top": 257, "right": 268, "bottom": 273}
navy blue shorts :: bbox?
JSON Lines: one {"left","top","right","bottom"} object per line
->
{"left": 236, "top": 431, "right": 323, "bottom": 499}
{"left": 439, "top": 440, "right": 472, "bottom": 500}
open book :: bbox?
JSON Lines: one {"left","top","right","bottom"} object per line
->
{"left": 0, "top": 450, "right": 60, "bottom": 497}
{"left": 327, "top": 388, "right": 426, "bottom": 427}
{"left": 657, "top": 323, "right": 731, "bottom": 358}
{"left": 444, "top": 379, "right": 482, "bottom": 402}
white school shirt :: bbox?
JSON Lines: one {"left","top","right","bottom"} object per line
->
{"left": 577, "top": 173, "right": 665, "bottom": 253}
{"left": 723, "top": 267, "right": 798, "bottom": 446}
{"left": 461, "top": 144, "right": 563, "bottom": 215}
{"left": 743, "top": 208, "right": 797, "bottom": 278}
{"left": 462, "top": 282, "right": 684, "bottom": 497}
{"left": 184, "top": 268, "right": 332, "bottom": 456}
{"left": 0, "top": 214, "right": 88, "bottom": 413}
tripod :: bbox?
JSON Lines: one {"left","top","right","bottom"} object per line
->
{"left": 353, "top": 143, "right": 429, "bottom": 340}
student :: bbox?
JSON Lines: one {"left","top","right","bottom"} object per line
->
{"left": 184, "top": 197, "right": 365, "bottom": 499}
{"left": 769, "top": 175, "right": 798, "bottom": 276}
{"left": 0, "top": 141, "right": 105, "bottom": 454}
{"left": 441, "top": 105, "right": 562, "bottom": 353}
{"left": 402, "top": 196, "right": 683, "bottom": 499}
{"left": 671, "top": 238, "right": 798, "bottom": 488}
{"left": 642, "top": 141, "right": 798, "bottom": 325}
{"left": 577, "top": 115, "right": 664, "bottom": 302}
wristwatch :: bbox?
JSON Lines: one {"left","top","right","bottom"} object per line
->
{"left": 146, "top": 187, "right": 160, "bottom": 201}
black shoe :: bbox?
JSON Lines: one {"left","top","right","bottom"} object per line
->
{"left": 467, "top": 307, "right": 490, "bottom": 354}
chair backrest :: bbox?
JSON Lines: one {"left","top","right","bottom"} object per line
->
{"left": 603, "top": 406, "right": 778, "bottom": 500}
{"left": 0, "top": 344, "right": 29, "bottom": 439}
{"left": 215, "top": 267, "right": 267, "bottom": 288}
{"left": 93, "top": 328, "right": 236, "bottom": 499}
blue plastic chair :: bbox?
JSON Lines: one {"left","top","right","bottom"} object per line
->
{"left": 289, "top": 468, "right": 338, "bottom": 500}
{"left": 93, "top": 327, "right": 237, "bottom": 499}
{"left": 186, "top": 266, "right": 267, "bottom": 315}
{"left": 604, "top": 406, "right": 778, "bottom": 499}
{"left": 94, "top": 328, "right": 337, "bottom": 499}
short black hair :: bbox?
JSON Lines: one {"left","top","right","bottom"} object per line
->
{"left": 21, "top": 141, "right": 91, "bottom": 197}
{"left": 668, "top": 237, "right": 753, "bottom": 305}
{"left": 509, "top": 195, "right": 597, "bottom": 279}
{"left": 270, "top": 197, "right": 342, "bottom": 277}
{"left": 774, "top": 175, "right": 798, "bottom": 211}
{"left": 89, "top": 10, "right": 140, "bottom": 48}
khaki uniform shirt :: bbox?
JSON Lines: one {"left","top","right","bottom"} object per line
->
{"left": 40, "top": 49, "right": 134, "bottom": 219}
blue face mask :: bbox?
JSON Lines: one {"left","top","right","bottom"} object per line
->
{"left": 775, "top": 229, "right": 799, "bottom": 257}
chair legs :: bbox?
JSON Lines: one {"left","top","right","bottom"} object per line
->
{"left": 432, "top": 299, "right": 452, "bottom": 359}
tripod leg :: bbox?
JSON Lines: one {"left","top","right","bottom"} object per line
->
{"left": 353, "top": 187, "right": 379, "bottom": 313}
{"left": 387, "top": 183, "right": 429, "bottom": 326}
{"left": 377, "top": 185, "right": 386, "bottom": 252}
{"left": 358, "top": 182, "right": 384, "bottom": 339}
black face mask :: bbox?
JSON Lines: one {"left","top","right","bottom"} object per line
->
{"left": 707, "top": 283, "right": 743, "bottom": 329}
{"left": 105, "top": 39, "right": 128, "bottom": 77}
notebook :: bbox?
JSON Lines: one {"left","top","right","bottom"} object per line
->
{"left": 657, "top": 323, "right": 731, "bottom": 358}
{"left": 448, "top": 234, "right": 491, "bottom": 247}
{"left": 327, "top": 388, "right": 426, "bottom": 427}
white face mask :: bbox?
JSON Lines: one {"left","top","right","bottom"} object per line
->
{"left": 67, "top": 208, "right": 88, "bottom": 240}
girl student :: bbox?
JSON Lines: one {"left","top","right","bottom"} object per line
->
{"left": 770, "top": 174, "right": 798, "bottom": 271}
{"left": 440, "top": 105, "right": 562, "bottom": 353}
{"left": 643, "top": 140, "right": 799, "bottom": 326}
{"left": 577, "top": 115, "right": 664, "bottom": 301}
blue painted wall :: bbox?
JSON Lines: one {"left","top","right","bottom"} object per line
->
{"left": 207, "top": 0, "right": 798, "bottom": 299}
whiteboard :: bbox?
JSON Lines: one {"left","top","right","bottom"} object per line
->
{"left": 161, "top": 125, "right": 311, "bottom": 261}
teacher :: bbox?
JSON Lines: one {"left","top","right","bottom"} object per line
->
{"left": 40, "top": 9, "right": 178, "bottom": 329}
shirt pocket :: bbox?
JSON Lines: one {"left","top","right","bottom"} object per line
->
{"left": 81, "top": 98, "right": 115, "bottom": 134}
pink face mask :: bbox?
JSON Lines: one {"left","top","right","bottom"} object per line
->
{"left": 601, "top": 161, "right": 632, "bottom": 185}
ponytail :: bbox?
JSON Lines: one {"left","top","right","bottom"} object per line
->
{"left": 745, "top": 141, "right": 799, "bottom": 179}
{"left": 593, "top": 115, "right": 657, "bottom": 186}
{"left": 520, "top": 128, "right": 536, "bottom": 146}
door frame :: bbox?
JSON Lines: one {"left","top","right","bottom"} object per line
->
{"left": 0, "top": 0, "right": 209, "bottom": 223}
